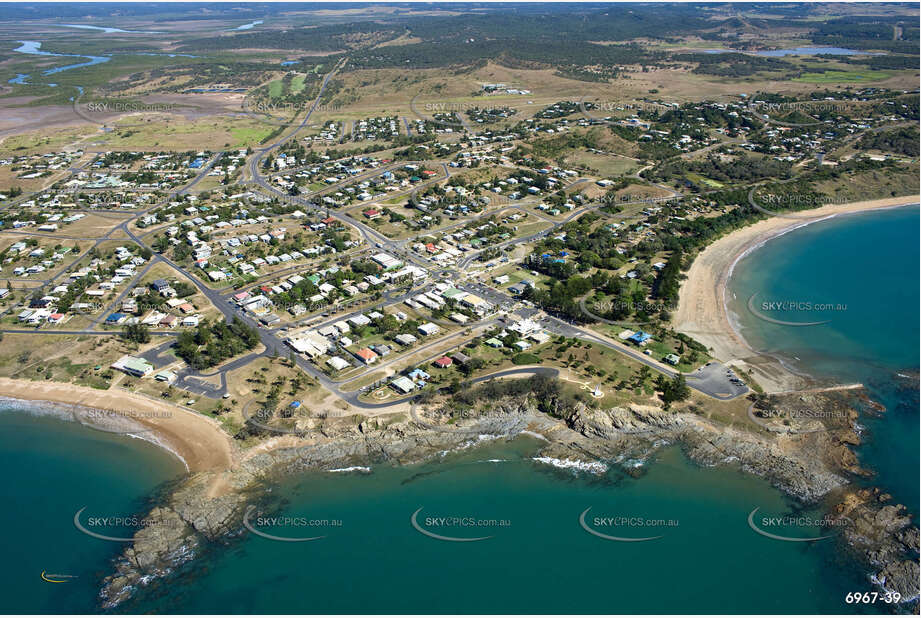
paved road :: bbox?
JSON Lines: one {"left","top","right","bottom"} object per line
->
{"left": 0, "top": 328, "right": 178, "bottom": 336}
{"left": 2, "top": 60, "right": 766, "bottom": 410}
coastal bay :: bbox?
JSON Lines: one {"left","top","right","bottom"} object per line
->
{"left": 0, "top": 197, "right": 916, "bottom": 612}
{"left": 724, "top": 203, "right": 920, "bottom": 508}
{"left": 0, "top": 378, "right": 234, "bottom": 475}
{"left": 0, "top": 402, "right": 185, "bottom": 614}
{"left": 673, "top": 195, "right": 919, "bottom": 393}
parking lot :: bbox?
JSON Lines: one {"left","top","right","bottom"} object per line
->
{"left": 685, "top": 361, "right": 750, "bottom": 399}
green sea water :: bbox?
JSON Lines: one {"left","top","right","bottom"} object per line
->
{"left": 0, "top": 402, "right": 185, "bottom": 614}
{"left": 123, "top": 439, "right": 867, "bottom": 614}
{"left": 0, "top": 404, "right": 876, "bottom": 614}
{"left": 1, "top": 206, "right": 916, "bottom": 614}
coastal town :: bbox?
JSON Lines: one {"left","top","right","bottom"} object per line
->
{"left": 3, "top": 83, "right": 916, "bottom": 419}
{"left": 0, "top": 2, "right": 918, "bottom": 614}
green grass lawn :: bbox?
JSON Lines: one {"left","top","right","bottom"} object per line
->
{"left": 686, "top": 172, "right": 724, "bottom": 188}
{"left": 230, "top": 126, "right": 275, "bottom": 145}
{"left": 290, "top": 75, "right": 307, "bottom": 94}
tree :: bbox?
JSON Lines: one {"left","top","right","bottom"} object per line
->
{"left": 635, "top": 366, "right": 652, "bottom": 385}
{"left": 123, "top": 323, "right": 151, "bottom": 344}
{"left": 459, "top": 357, "right": 485, "bottom": 376}
{"left": 656, "top": 374, "right": 691, "bottom": 408}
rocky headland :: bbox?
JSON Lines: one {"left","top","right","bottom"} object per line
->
{"left": 96, "top": 388, "right": 919, "bottom": 610}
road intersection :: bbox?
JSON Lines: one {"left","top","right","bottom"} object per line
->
{"left": 1, "top": 59, "right": 749, "bottom": 413}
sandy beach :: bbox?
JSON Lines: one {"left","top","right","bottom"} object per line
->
{"left": 673, "top": 195, "right": 919, "bottom": 392}
{"left": 0, "top": 377, "right": 234, "bottom": 474}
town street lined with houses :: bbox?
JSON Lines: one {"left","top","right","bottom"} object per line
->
{"left": 5, "top": 54, "right": 914, "bottom": 422}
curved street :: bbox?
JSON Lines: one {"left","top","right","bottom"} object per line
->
{"left": 1, "top": 56, "right": 755, "bottom": 412}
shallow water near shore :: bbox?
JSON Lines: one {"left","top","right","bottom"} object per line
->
{"left": 0, "top": 404, "right": 185, "bottom": 613}
{"left": 122, "top": 440, "right": 868, "bottom": 614}
{"left": 1, "top": 207, "right": 917, "bottom": 613}
{"left": 0, "top": 399, "right": 895, "bottom": 613}
{"left": 728, "top": 204, "right": 920, "bottom": 510}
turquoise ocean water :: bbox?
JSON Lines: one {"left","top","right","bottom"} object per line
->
{"left": 727, "top": 204, "right": 919, "bottom": 511}
{"left": 1, "top": 205, "right": 916, "bottom": 613}
{"left": 0, "top": 404, "right": 185, "bottom": 614}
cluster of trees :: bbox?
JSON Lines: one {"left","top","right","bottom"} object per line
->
{"left": 531, "top": 212, "right": 625, "bottom": 269}
{"left": 858, "top": 127, "right": 920, "bottom": 156}
{"left": 526, "top": 131, "right": 602, "bottom": 163}
{"left": 367, "top": 312, "right": 426, "bottom": 341}
{"left": 652, "top": 249, "right": 683, "bottom": 306}
{"left": 803, "top": 156, "right": 898, "bottom": 182}
{"left": 122, "top": 323, "right": 151, "bottom": 344}
{"left": 127, "top": 61, "right": 290, "bottom": 94}
{"left": 834, "top": 54, "right": 919, "bottom": 70}
{"left": 659, "top": 193, "right": 765, "bottom": 255}
{"left": 97, "top": 151, "right": 145, "bottom": 167}
{"left": 172, "top": 282, "right": 197, "bottom": 298}
{"left": 655, "top": 374, "right": 691, "bottom": 408}
{"left": 520, "top": 279, "right": 589, "bottom": 324}
{"left": 517, "top": 209, "right": 689, "bottom": 323}
{"left": 174, "top": 318, "right": 260, "bottom": 370}
{"left": 121, "top": 171, "right": 161, "bottom": 185}
{"left": 181, "top": 23, "right": 398, "bottom": 53}
{"left": 647, "top": 154, "right": 793, "bottom": 186}
{"left": 346, "top": 38, "right": 656, "bottom": 72}
{"left": 553, "top": 65, "right": 620, "bottom": 82}
{"left": 405, "top": 7, "right": 712, "bottom": 44}
{"left": 522, "top": 255, "right": 656, "bottom": 324}
{"left": 673, "top": 53, "right": 793, "bottom": 78}
{"left": 658, "top": 104, "right": 761, "bottom": 133}
{"left": 441, "top": 367, "right": 691, "bottom": 417}
{"left": 810, "top": 17, "right": 919, "bottom": 54}
{"left": 449, "top": 374, "right": 581, "bottom": 418}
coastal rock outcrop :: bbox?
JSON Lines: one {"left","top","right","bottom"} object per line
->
{"left": 833, "top": 488, "right": 920, "bottom": 604}
{"left": 98, "top": 391, "right": 912, "bottom": 609}
{"left": 99, "top": 472, "right": 248, "bottom": 608}
{"left": 565, "top": 400, "right": 847, "bottom": 501}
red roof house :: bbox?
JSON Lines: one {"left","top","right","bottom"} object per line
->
{"left": 355, "top": 348, "right": 378, "bottom": 365}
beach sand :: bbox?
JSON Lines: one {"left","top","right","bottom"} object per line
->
{"left": 0, "top": 377, "right": 234, "bottom": 474}
{"left": 673, "top": 195, "right": 919, "bottom": 393}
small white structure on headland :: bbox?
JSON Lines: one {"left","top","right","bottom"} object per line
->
{"left": 591, "top": 385, "right": 603, "bottom": 399}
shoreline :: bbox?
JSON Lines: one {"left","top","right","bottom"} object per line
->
{"left": 674, "top": 195, "right": 919, "bottom": 392}
{"left": 0, "top": 394, "right": 192, "bottom": 472}
{"left": 0, "top": 377, "right": 234, "bottom": 474}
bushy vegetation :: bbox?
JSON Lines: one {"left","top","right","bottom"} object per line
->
{"left": 858, "top": 127, "right": 920, "bottom": 156}
{"left": 122, "top": 323, "right": 151, "bottom": 344}
{"left": 449, "top": 375, "right": 583, "bottom": 418}
{"left": 674, "top": 53, "right": 793, "bottom": 78}
{"left": 175, "top": 318, "right": 260, "bottom": 370}
{"left": 646, "top": 155, "right": 793, "bottom": 186}
{"left": 655, "top": 374, "right": 690, "bottom": 408}
{"left": 810, "top": 17, "right": 919, "bottom": 54}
